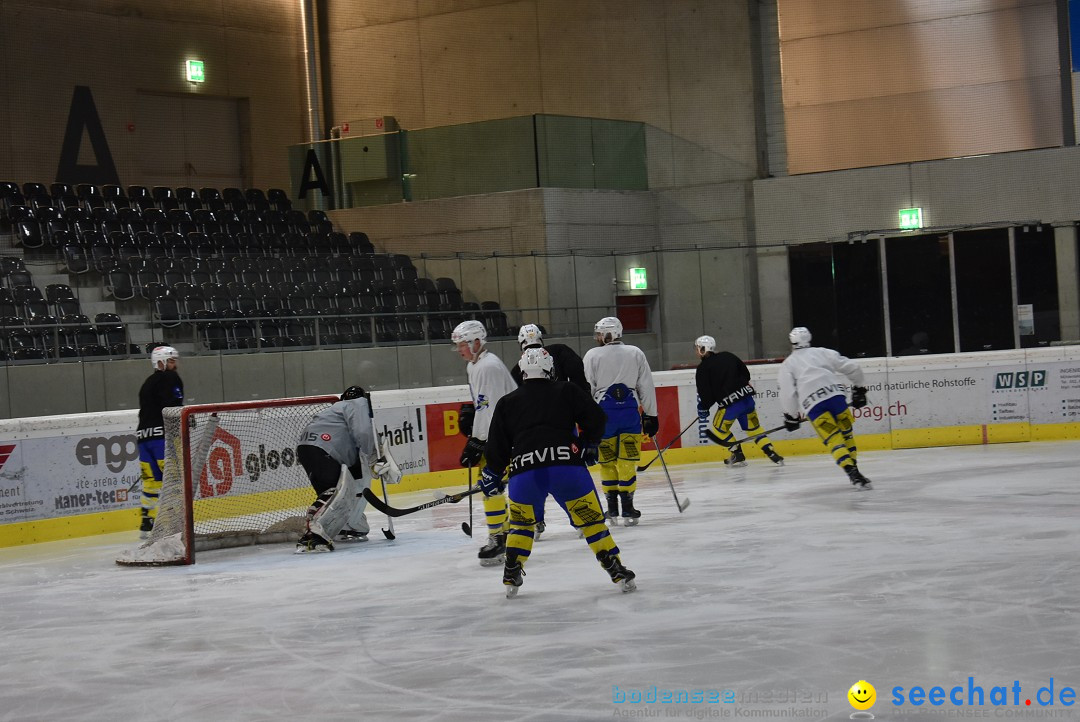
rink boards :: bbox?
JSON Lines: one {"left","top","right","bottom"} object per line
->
{"left": 1, "top": 346, "right": 1078, "bottom": 547}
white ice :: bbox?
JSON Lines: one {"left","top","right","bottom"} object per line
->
{"left": 2, "top": 442, "right": 1080, "bottom": 722}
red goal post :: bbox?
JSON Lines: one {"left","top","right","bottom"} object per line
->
{"left": 116, "top": 395, "right": 339, "bottom": 566}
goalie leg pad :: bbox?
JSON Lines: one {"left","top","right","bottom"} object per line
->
{"left": 308, "top": 464, "right": 361, "bottom": 540}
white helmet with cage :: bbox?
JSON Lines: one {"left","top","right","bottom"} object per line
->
{"left": 150, "top": 345, "right": 179, "bottom": 370}
{"left": 789, "top": 327, "right": 812, "bottom": 349}
{"left": 517, "top": 323, "right": 543, "bottom": 350}
{"left": 519, "top": 347, "right": 554, "bottom": 380}
{"left": 694, "top": 335, "right": 716, "bottom": 354}
{"left": 594, "top": 316, "right": 623, "bottom": 345}
{"left": 451, "top": 320, "right": 487, "bottom": 346}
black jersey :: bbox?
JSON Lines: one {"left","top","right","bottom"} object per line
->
{"left": 695, "top": 351, "right": 755, "bottom": 410}
{"left": 136, "top": 369, "right": 184, "bottom": 440}
{"left": 485, "top": 379, "right": 606, "bottom": 477}
{"left": 510, "top": 343, "right": 589, "bottom": 392}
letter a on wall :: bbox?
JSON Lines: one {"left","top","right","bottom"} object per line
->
{"left": 56, "top": 86, "right": 120, "bottom": 186}
{"left": 298, "top": 148, "right": 331, "bottom": 199}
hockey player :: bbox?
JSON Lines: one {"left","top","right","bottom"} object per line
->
{"left": 510, "top": 323, "right": 589, "bottom": 393}
{"left": 480, "top": 347, "right": 636, "bottom": 597}
{"left": 295, "top": 385, "right": 402, "bottom": 552}
{"left": 452, "top": 319, "right": 518, "bottom": 565}
{"left": 777, "top": 327, "right": 872, "bottom": 489}
{"left": 136, "top": 346, "right": 184, "bottom": 538}
{"left": 694, "top": 335, "right": 783, "bottom": 467}
{"left": 582, "top": 316, "right": 658, "bottom": 525}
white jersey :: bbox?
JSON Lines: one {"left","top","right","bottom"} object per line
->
{"left": 582, "top": 342, "right": 657, "bottom": 416}
{"left": 467, "top": 349, "right": 516, "bottom": 441}
{"left": 777, "top": 346, "right": 865, "bottom": 417}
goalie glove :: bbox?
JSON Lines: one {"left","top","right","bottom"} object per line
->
{"left": 371, "top": 438, "right": 403, "bottom": 485}
{"left": 477, "top": 467, "right": 505, "bottom": 497}
{"left": 640, "top": 414, "right": 659, "bottom": 438}
{"left": 459, "top": 436, "right": 485, "bottom": 468}
{"left": 458, "top": 403, "right": 475, "bottom": 437}
{"left": 851, "top": 386, "right": 868, "bottom": 409}
{"left": 783, "top": 413, "right": 802, "bottom": 432}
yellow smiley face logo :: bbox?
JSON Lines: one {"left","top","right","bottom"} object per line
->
{"left": 848, "top": 680, "right": 876, "bottom": 710}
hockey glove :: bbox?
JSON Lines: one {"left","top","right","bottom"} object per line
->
{"left": 697, "top": 406, "right": 710, "bottom": 424}
{"left": 641, "top": 414, "right": 660, "bottom": 438}
{"left": 478, "top": 467, "right": 505, "bottom": 497}
{"left": 371, "top": 457, "right": 402, "bottom": 486}
{"left": 851, "top": 386, "right": 868, "bottom": 409}
{"left": 458, "top": 403, "right": 475, "bottom": 437}
{"left": 783, "top": 413, "right": 802, "bottom": 432}
{"left": 459, "top": 436, "right": 485, "bottom": 467}
{"left": 581, "top": 444, "right": 599, "bottom": 466}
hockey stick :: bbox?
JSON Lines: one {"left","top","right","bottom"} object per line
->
{"left": 654, "top": 443, "right": 690, "bottom": 513}
{"left": 361, "top": 485, "right": 483, "bottom": 518}
{"left": 636, "top": 418, "right": 697, "bottom": 472}
{"left": 376, "top": 440, "right": 399, "bottom": 540}
{"left": 722, "top": 424, "right": 787, "bottom": 448}
{"left": 463, "top": 464, "right": 474, "bottom": 537}
{"left": 378, "top": 482, "right": 396, "bottom": 540}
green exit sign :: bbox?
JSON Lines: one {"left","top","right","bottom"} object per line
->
{"left": 629, "top": 267, "right": 648, "bottom": 290}
{"left": 899, "top": 207, "right": 923, "bottom": 229}
{"left": 186, "top": 60, "right": 205, "bottom": 83}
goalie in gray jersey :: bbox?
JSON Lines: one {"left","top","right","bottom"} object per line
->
{"left": 295, "top": 385, "right": 402, "bottom": 553}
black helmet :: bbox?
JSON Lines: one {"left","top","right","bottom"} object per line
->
{"left": 342, "top": 385, "right": 366, "bottom": 400}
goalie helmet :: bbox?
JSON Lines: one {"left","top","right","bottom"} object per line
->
{"left": 594, "top": 316, "right": 623, "bottom": 345}
{"left": 517, "top": 323, "right": 543, "bottom": 350}
{"left": 451, "top": 320, "right": 487, "bottom": 346}
{"left": 789, "top": 326, "right": 812, "bottom": 349}
{"left": 150, "top": 345, "right": 178, "bottom": 370}
{"left": 695, "top": 335, "right": 716, "bottom": 354}
{"left": 519, "top": 347, "right": 554, "bottom": 380}
{"left": 341, "top": 385, "right": 366, "bottom": 401}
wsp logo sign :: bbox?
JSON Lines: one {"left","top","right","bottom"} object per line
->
{"left": 994, "top": 370, "right": 1047, "bottom": 390}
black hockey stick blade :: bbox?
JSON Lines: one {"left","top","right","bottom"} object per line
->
{"left": 382, "top": 527, "right": 396, "bottom": 540}
{"left": 461, "top": 522, "right": 472, "bottom": 536}
{"left": 636, "top": 418, "right": 698, "bottom": 472}
{"left": 362, "top": 485, "right": 483, "bottom": 518}
{"left": 724, "top": 424, "right": 787, "bottom": 448}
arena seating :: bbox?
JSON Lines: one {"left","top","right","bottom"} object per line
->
{"left": 0, "top": 182, "right": 511, "bottom": 362}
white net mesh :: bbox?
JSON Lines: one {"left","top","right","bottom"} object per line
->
{"left": 117, "top": 396, "right": 336, "bottom": 566}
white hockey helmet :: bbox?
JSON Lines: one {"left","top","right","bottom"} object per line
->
{"left": 789, "top": 327, "right": 812, "bottom": 349}
{"left": 695, "top": 335, "right": 716, "bottom": 354}
{"left": 517, "top": 323, "right": 543, "bottom": 350}
{"left": 594, "top": 316, "right": 623, "bottom": 345}
{"left": 519, "top": 347, "right": 554, "bottom": 380}
{"left": 150, "top": 345, "right": 179, "bottom": 369}
{"left": 451, "top": 320, "right": 487, "bottom": 346}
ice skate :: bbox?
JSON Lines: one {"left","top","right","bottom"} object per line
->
{"left": 478, "top": 531, "right": 506, "bottom": 566}
{"left": 534, "top": 520, "right": 546, "bottom": 541}
{"left": 619, "top": 491, "right": 641, "bottom": 527}
{"left": 295, "top": 532, "right": 334, "bottom": 553}
{"left": 138, "top": 514, "right": 153, "bottom": 540}
{"left": 337, "top": 528, "right": 369, "bottom": 542}
{"left": 503, "top": 553, "right": 525, "bottom": 598}
{"left": 605, "top": 491, "right": 620, "bottom": 526}
{"left": 598, "top": 550, "right": 637, "bottom": 593}
{"left": 724, "top": 445, "right": 747, "bottom": 468}
{"left": 846, "top": 466, "right": 872, "bottom": 490}
{"left": 763, "top": 445, "right": 784, "bottom": 466}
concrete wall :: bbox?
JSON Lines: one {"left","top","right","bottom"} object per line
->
{"left": 778, "top": 0, "right": 1062, "bottom": 174}
{"left": 0, "top": 0, "right": 306, "bottom": 190}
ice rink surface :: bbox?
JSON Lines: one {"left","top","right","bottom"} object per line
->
{"left": 2, "top": 441, "right": 1079, "bottom": 722}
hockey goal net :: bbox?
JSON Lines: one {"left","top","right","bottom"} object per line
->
{"left": 117, "top": 395, "right": 338, "bottom": 566}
